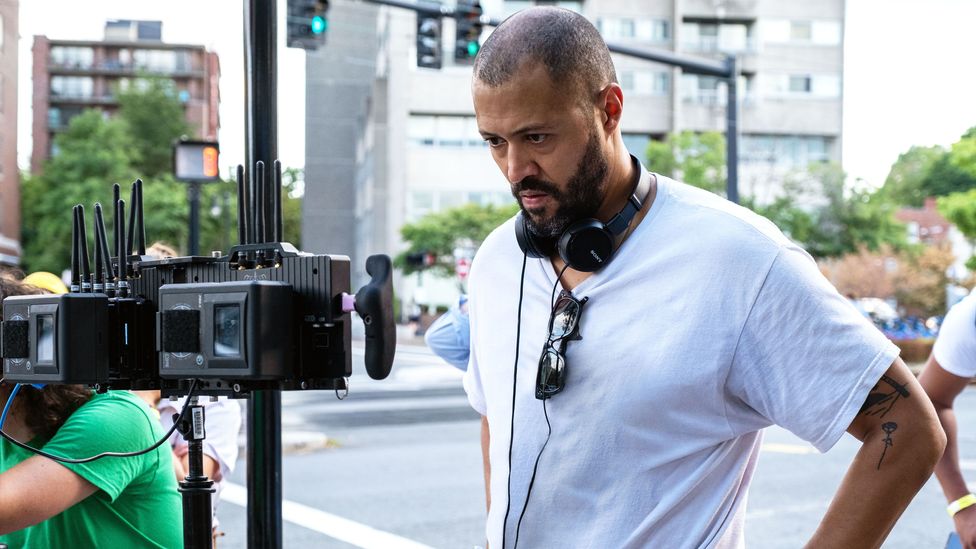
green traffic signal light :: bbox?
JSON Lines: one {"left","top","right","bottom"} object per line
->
{"left": 311, "top": 15, "right": 327, "bottom": 34}
{"left": 467, "top": 41, "right": 479, "bottom": 56}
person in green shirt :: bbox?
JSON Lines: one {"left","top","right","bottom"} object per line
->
{"left": 0, "top": 273, "right": 182, "bottom": 548}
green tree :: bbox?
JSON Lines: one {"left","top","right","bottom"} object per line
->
{"left": 116, "top": 77, "right": 192, "bottom": 178}
{"left": 938, "top": 188, "right": 976, "bottom": 269}
{"left": 396, "top": 202, "right": 519, "bottom": 277}
{"left": 880, "top": 145, "right": 945, "bottom": 207}
{"left": 646, "top": 131, "right": 726, "bottom": 194}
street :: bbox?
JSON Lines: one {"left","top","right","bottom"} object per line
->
{"left": 214, "top": 341, "right": 965, "bottom": 548}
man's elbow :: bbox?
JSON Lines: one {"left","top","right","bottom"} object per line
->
{"left": 905, "top": 414, "right": 947, "bottom": 478}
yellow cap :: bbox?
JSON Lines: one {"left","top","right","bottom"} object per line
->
{"left": 23, "top": 271, "right": 69, "bottom": 295}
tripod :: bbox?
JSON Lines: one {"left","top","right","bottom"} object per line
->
{"left": 174, "top": 398, "right": 215, "bottom": 549}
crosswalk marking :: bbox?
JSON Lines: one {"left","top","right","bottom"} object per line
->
{"left": 221, "top": 482, "right": 435, "bottom": 549}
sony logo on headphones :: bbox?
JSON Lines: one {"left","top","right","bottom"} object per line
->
{"left": 590, "top": 250, "right": 603, "bottom": 263}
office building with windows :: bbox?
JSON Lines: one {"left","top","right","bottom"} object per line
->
{"left": 31, "top": 20, "right": 220, "bottom": 174}
{"left": 0, "top": 0, "right": 18, "bottom": 265}
{"left": 304, "top": 0, "right": 845, "bottom": 310}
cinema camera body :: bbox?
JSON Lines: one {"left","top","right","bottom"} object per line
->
{"left": 1, "top": 164, "right": 396, "bottom": 395}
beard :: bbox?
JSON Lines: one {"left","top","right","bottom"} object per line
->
{"left": 511, "top": 130, "right": 609, "bottom": 256}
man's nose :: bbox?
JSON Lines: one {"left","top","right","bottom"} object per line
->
{"left": 506, "top": 146, "right": 539, "bottom": 184}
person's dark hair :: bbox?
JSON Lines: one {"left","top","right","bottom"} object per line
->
{"left": 0, "top": 273, "right": 93, "bottom": 440}
{"left": 473, "top": 7, "right": 617, "bottom": 102}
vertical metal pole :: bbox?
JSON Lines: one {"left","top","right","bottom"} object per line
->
{"left": 244, "top": 0, "right": 282, "bottom": 547}
{"left": 188, "top": 181, "right": 201, "bottom": 256}
{"left": 725, "top": 55, "right": 740, "bottom": 204}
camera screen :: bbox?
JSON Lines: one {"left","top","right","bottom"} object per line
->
{"left": 214, "top": 304, "right": 241, "bottom": 357}
{"left": 37, "top": 314, "right": 55, "bottom": 364}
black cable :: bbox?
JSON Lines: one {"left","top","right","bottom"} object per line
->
{"left": 501, "top": 252, "right": 528, "bottom": 549}
{"left": 510, "top": 264, "right": 569, "bottom": 548}
{"left": 0, "top": 380, "right": 199, "bottom": 464}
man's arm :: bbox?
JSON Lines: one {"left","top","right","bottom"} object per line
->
{"left": 805, "top": 357, "right": 945, "bottom": 548}
{"left": 481, "top": 415, "right": 491, "bottom": 512}
{"left": 918, "top": 354, "right": 976, "bottom": 546}
{"left": 0, "top": 456, "right": 99, "bottom": 534}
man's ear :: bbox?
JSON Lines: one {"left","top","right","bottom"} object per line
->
{"left": 598, "top": 83, "right": 624, "bottom": 134}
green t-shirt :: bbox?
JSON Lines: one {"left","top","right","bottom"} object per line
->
{"left": 0, "top": 391, "right": 183, "bottom": 548}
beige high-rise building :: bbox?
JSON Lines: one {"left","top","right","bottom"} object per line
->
{"left": 303, "top": 0, "right": 845, "bottom": 309}
{"left": 0, "top": 0, "right": 19, "bottom": 266}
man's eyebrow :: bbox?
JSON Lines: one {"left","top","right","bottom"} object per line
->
{"left": 479, "top": 124, "right": 551, "bottom": 139}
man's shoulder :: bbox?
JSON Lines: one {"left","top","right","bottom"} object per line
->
{"left": 655, "top": 175, "right": 792, "bottom": 253}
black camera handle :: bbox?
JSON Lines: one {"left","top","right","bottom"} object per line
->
{"left": 174, "top": 398, "right": 215, "bottom": 549}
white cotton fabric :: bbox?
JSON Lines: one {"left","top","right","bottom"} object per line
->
{"left": 933, "top": 291, "right": 976, "bottom": 378}
{"left": 463, "top": 173, "right": 899, "bottom": 548}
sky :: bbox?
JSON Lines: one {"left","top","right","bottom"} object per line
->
{"left": 15, "top": 0, "right": 976, "bottom": 188}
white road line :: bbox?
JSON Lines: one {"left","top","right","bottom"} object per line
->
{"left": 761, "top": 443, "right": 818, "bottom": 455}
{"left": 221, "top": 482, "right": 435, "bottom": 549}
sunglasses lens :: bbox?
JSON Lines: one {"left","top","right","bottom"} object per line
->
{"left": 549, "top": 297, "right": 580, "bottom": 340}
{"left": 537, "top": 347, "right": 565, "bottom": 397}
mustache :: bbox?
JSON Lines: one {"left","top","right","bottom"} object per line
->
{"left": 512, "top": 177, "right": 561, "bottom": 197}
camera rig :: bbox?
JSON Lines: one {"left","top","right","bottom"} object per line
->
{"left": 1, "top": 163, "right": 396, "bottom": 394}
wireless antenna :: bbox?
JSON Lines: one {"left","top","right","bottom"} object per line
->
{"left": 94, "top": 203, "right": 115, "bottom": 291}
{"left": 112, "top": 184, "right": 121, "bottom": 261}
{"left": 273, "top": 160, "right": 283, "bottom": 242}
{"left": 70, "top": 205, "right": 81, "bottom": 293}
{"left": 126, "top": 181, "right": 137, "bottom": 257}
{"left": 93, "top": 207, "right": 104, "bottom": 292}
{"left": 135, "top": 179, "right": 146, "bottom": 256}
{"left": 254, "top": 160, "right": 266, "bottom": 245}
{"left": 236, "top": 165, "right": 248, "bottom": 246}
{"left": 116, "top": 198, "right": 128, "bottom": 297}
{"left": 77, "top": 204, "right": 92, "bottom": 293}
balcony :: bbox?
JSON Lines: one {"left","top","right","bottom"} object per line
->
{"left": 682, "top": 0, "right": 759, "bottom": 19}
{"left": 49, "top": 59, "right": 205, "bottom": 78}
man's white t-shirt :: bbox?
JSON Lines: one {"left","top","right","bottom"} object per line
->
{"left": 462, "top": 174, "right": 899, "bottom": 548}
{"left": 934, "top": 291, "right": 976, "bottom": 377}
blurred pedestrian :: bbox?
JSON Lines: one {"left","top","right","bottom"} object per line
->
{"left": 425, "top": 295, "right": 471, "bottom": 370}
{"left": 919, "top": 290, "right": 976, "bottom": 546}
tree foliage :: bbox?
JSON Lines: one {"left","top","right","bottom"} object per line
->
{"left": 881, "top": 127, "right": 976, "bottom": 207}
{"left": 396, "top": 202, "right": 519, "bottom": 276}
{"left": 646, "top": 131, "right": 726, "bottom": 195}
{"left": 21, "top": 87, "right": 302, "bottom": 274}
{"left": 893, "top": 243, "right": 956, "bottom": 317}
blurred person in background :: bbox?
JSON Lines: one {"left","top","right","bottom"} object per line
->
{"left": 425, "top": 294, "right": 471, "bottom": 371}
{"left": 0, "top": 272, "right": 181, "bottom": 547}
{"left": 919, "top": 290, "right": 976, "bottom": 547}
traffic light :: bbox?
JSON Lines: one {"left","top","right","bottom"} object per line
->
{"left": 287, "top": 0, "right": 330, "bottom": 51}
{"left": 416, "top": 13, "right": 442, "bottom": 69}
{"left": 454, "top": 0, "right": 483, "bottom": 63}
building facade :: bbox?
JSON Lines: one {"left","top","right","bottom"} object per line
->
{"left": 303, "top": 0, "right": 845, "bottom": 310}
{"left": 0, "top": 0, "right": 18, "bottom": 266}
{"left": 31, "top": 20, "right": 220, "bottom": 174}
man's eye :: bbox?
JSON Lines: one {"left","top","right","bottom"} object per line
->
{"left": 485, "top": 137, "right": 505, "bottom": 147}
{"left": 526, "top": 134, "right": 547, "bottom": 144}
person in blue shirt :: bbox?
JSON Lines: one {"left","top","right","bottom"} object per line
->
{"left": 424, "top": 295, "right": 470, "bottom": 371}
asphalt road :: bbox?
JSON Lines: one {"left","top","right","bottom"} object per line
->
{"left": 211, "top": 342, "right": 971, "bottom": 548}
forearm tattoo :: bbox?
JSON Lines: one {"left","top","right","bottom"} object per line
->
{"left": 858, "top": 375, "right": 910, "bottom": 470}
{"left": 877, "top": 422, "right": 897, "bottom": 470}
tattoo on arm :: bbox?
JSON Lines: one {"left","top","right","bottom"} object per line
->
{"left": 859, "top": 374, "right": 911, "bottom": 418}
{"left": 877, "top": 422, "right": 897, "bottom": 469}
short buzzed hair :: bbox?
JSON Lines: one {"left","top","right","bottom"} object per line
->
{"left": 473, "top": 7, "right": 617, "bottom": 103}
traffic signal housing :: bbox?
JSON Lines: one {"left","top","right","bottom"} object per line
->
{"left": 454, "top": 0, "right": 483, "bottom": 63}
{"left": 287, "top": 0, "right": 330, "bottom": 50}
{"left": 416, "top": 13, "right": 442, "bottom": 69}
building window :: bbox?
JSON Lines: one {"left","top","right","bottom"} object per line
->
{"left": 599, "top": 17, "right": 670, "bottom": 43}
{"left": 619, "top": 69, "right": 670, "bottom": 96}
{"left": 789, "top": 21, "right": 812, "bottom": 41}
{"left": 407, "top": 189, "right": 514, "bottom": 222}
{"left": 50, "top": 46, "right": 94, "bottom": 69}
{"left": 788, "top": 75, "right": 811, "bottom": 93}
{"left": 504, "top": 1, "right": 583, "bottom": 17}
{"left": 50, "top": 76, "right": 94, "bottom": 99}
{"left": 741, "top": 135, "right": 832, "bottom": 168}
{"left": 132, "top": 49, "right": 177, "bottom": 73}
{"left": 409, "top": 114, "right": 484, "bottom": 148}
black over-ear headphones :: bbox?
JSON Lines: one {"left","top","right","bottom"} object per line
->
{"left": 514, "top": 155, "right": 653, "bottom": 272}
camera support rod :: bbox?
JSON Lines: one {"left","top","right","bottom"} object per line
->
{"left": 243, "top": 0, "right": 283, "bottom": 547}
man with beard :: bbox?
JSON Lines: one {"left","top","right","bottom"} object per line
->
{"left": 462, "top": 6, "right": 945, "bottom": 548}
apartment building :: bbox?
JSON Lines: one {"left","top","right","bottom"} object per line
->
{"left": 304, "top": 0, "right": 845, "bottom": 308}
{"left": 0, "top": 0, "right": 18, "bottom": 266}
{"left": 31, "top": 20, "right": 220, "bottom": 174}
